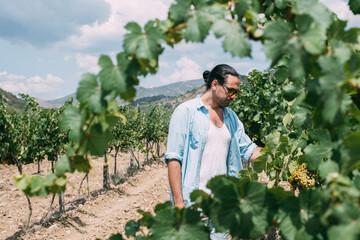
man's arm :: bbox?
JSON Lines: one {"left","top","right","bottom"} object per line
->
{"left": 167, "top": 159, "right": 186, "bottom": 208}
{"left": 248, "top": 146, "right": 263, "bottom": 166}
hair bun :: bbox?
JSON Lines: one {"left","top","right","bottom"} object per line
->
{"left": 203, "top": 70, "right": 210, "bottom": 83}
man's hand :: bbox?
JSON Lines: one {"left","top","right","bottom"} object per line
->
{"left": 174, "top": 202, "right": 186, "bottom": 209}
{"left": 168, "top": 159, "right": 186, "bottom": 208}
{"left": 248, "top": 147, "right": 263, "bottom": 166}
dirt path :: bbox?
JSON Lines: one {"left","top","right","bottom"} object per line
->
{"left": 0, "top": 150, "right": 170, "bottom": 240}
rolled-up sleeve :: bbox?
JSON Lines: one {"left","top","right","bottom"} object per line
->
{"left": 164, "top": 106, "right": 188, "bottom": 165}
{"left": 237, "top": 118, "right": 257, "bottom": 163}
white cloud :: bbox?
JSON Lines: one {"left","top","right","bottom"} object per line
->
{"left": 160, "top": 70, "right": 182, "bottom": 84}
{"left": 159, "top": 61, "right": 169, "bottom": 70}
{"left": 57, "top": 0, "right": 171, "bottom": 51}
{"left": 0, "top": 72, "right": 26, "bottom": 82}
{"left": 0, "top": 71, "right": 65, "bottom": 97}
{"left": 75, "top": 53, "right": 100, "bottom": 73}
{"left": 160, "top": 56, "right": 203, "bottom": 84}
{"left": 64, "top": 55, "right": 72, "bottom": 61}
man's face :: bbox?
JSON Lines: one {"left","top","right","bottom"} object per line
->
{"left": 214, "top": 75, "right": 240, "bottom": 107}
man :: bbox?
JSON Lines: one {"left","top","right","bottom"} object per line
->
{"left": 165, "top": 63, "right": 262, "bottom": 209}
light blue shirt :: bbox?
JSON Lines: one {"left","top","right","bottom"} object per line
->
{"left": 165, "top": 95, "right": 257, "bottom": 206}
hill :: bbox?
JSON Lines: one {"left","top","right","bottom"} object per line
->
{"left": 1, "top": 75, "right": 247, "bottom": 110}
{"left": 0, "top": 88, "right": 25, "bottom": 112}
{"left": 37, "top": 79, "right": 205, "bottom": 108}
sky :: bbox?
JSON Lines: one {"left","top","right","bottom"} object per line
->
{"left": 0, "top": 0, "right": 359, "bottom": 100}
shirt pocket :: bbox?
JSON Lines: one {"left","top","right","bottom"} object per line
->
{"left": 189, "top": 127, "right": 200, "bottom": 149}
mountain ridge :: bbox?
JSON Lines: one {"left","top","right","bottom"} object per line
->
{"left": 38, "top": 79, "right": 205, "bottom": 108}
{"left": 1, "top": 74, "right": 247, "bottom": 110}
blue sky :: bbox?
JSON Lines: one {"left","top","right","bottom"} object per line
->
{"left": 0, "top": 0, "right": 359, "bottom": 100}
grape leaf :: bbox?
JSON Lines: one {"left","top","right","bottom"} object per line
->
{"left": 150, "top": 207, "right": 209, "bottom": 240}
{"left": 327, "top": 19, "right": 347, "bottom": 40}
{"left": 207, "top": 176, "right": 275, "bottom": 239}
{"left": 288, "top": 40, "right": 310, "bottom": 80}
{"left": 293, "top": 0, "right": 334, "bottom": 30}
{"left": 98, "top": 53, "right": 140, "bottom": 101}
{"left": 98, "top": 55, "right": 127, "bottom": 94}
{"left": 296, "top": 15, "right": 325, "bottom": 55}
{"left": 341, "top": 132, "right": 360, "bottom": 175}
{"left": 263, "top": 20, "right": 292, "bottom": 64}
{"left": 15, "top": 175, "right": 32, "bottom": 191}
{"left": 55, "top": 155, "right": 73, "bottom": 176}
{"left": 303, "top": 143, "right": 333, "bottom": 170}
{"left": 85, "top": 123, "right": 113, "bottom": 156}
{"left": 71, "top": 155, "right": 91, "bottom": 173}
{"left": 319, "top": 160, "right": 339, "bottom": 179}
{"left": 308, "top": 128, "right": 331, "bottom": 143}
{"left": 212, "top": 20, "right": 251, "bottom": 57}
{"left": 317, "top": 55, "right": 352, "bottom": 125}
{"left": 169, "top": 0, "right": 191, "bottom": 24}
{"left": 330, "top": 41, "right": 352, "bottom": 65}
{"left": 123, "top": 21, "right": 165, "bottom": 60}
{"left": 184, "top": 9, "right": 211, "bottom": 42}
{"left": 278, "top": 189, "right": 324, "bottom": 240}
{"left": 76, "top": 73, "right": 107, "bottom": 114}
{"left": 60, "top": 105, "right": 83, "bottom": 143}
{"left": 125, "top": 220, "right": 140, "bottom": 237}
{"left": 327, "top": 203, "right": 360, "bottom": 240}
{"left": 235, "top": 0, "right": 251, "bottom": 19}
{"left": 184, "top": 4, "right": 226, "bottom": 42}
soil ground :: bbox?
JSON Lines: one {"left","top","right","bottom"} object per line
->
{"left": 0, "top": 147, "right": 170, "bottom": 240}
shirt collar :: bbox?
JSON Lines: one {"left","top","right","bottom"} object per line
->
{"left": 196, "top": 94, "right": 230, "bottom": 117}
{"left": 196, "top": 94, "right": 206, "bottom": 110}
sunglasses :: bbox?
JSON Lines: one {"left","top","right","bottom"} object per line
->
{"left": 222, "top": 84, "right": 240, "bottom": 96}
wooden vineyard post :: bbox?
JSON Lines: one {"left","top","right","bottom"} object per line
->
{"left": 59, "top": 191, "right": 65, "bottom": 214}
{"left": 103, "top": 153, "right": 110, "bottom": 189}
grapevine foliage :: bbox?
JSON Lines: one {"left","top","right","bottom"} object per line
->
{"left": 6, "top": 0, "right": 360, "bottom": 239}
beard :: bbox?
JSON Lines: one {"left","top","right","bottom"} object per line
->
{"left": 218, "top": 98, "right": 232, "bottom": 108}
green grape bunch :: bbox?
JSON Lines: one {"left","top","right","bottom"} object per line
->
{"left": 289, "top": 163, "right": 316, "bottom": 190}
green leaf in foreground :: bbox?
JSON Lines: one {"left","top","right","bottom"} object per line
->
{"left": 107, "top": 233, "right": 124, "bottom": 240}
{"left": 85, "top": 123, "right": 113, "bottom": 156}
{"left": 293, "top": 0, "right": 334, "bottom": 30}
{"left": 277, "top": 189, "right": 324, "bottom": 239}
{"left": 169, "top": 0, "right": 191, "bottom": 24}
{"left": 319, "top": 160, "right": 339, "bottom": 180}
{"left": 123, "top": 21, "right": 165, "bottom": 60}
{"left": 55, "top": 155, "right": 73, "bottom": 176}
{"left": 207, "top": 176, "right": 276, "bottom": 239}
{"left": 98, "top": 55, "right": 127, "bottom": 94}
{"left": 327, "top": 202, "right": 360, "bottom": 240}
{"left": 263, "top": 20, "right": 292, "bottom": 64}
{"left": 125, "top": 220, "right": 140, "bottom": 237}
{"left": 150, "top": 207, "right": 209, "bottom": 240}
{"left": 76, "top": 73, "right": 106, "bottom": 114}
{"left": 341, "top": 131, "right": 360, "bottom": 174}
{"left": 303, "top": 143, "right": 333, "bottom": 170}
{"left": 60, "top": 105, "right": 83, "bottom": 143}
{"left": 212, "top": 20, "right": 251, "bottom": 57}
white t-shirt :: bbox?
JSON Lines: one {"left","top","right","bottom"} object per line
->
{"left": 199, "top": 121, "right": 231, "bottom": 194}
